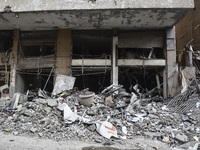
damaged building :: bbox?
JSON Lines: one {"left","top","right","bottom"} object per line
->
{"left": 0, "top": 0, "right": 195, "bottom": 98}
{"left": 2, "top": 1, "right": 200, "bottom": 149}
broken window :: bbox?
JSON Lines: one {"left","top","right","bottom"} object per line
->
{"left": 117, "top": 30, "right": 166, "bottom": 96}
{"left": 17, "top": 68, "right": 54, "bottom": 92}
{"left": 72, "top": 30, "right": 112, "bottom": 92}
{"left": 0, "top": 31, "right": 13, "bottom": 52}
{"left": 16, "top": 31, "right": 56, "bottom": 93}
{"left": 0, "top": 31, "right": 13, "bottom": 88}
{"left": 118, "top": 48, "right": 165, "bottom": 59}
{"left": 72, "top": 31, "right": 112, "bottom": 58}
{"left": 119, "top": 67, "right": 164, "bottom": 97}
{"left": 19, "top": 31, "right": 56, "bottom": 57}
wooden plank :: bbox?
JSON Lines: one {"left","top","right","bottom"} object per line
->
{"left": 117, "top": 59, "right": 166, "bottom": 66}
{"left": 118, "top": 31, "right": 165, "bottom": 48}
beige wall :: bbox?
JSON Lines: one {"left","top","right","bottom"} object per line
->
{"left": 55, "top": 29, "right": 72, "bottom": 76}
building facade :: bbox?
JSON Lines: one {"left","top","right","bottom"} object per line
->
{"left": 0, "top": 0, "right": 195, "bottom": 98}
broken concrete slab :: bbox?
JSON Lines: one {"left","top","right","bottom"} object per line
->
{"left": 44, "top": 107, "right": 52, "bottom": 113}
{"left": 13, "top": 131, "right": 18, "bottom": 135}
{"left": 144, "top": 132, "right": 162, "bottom": 138}
{"left": 175, "top": 133, "right": 189, "bottom": 143}
{"left": 172, "top": 141, "right": 199, "bottom": 150}
{"left": 93, "top": 136, "right": 102, "bottom": 143}
{"left": 35, "top": 98, "right": 47, "bottom": 104}
{"left": 22, "top": 109, "right": 34, "bottom": 117}
{"left": 88, "top": 124, "right": 96, "bottom": 132}
{"left": 47, "top": 99, "right": 57, "bottom": 107}
{"left": 30, "top": 127, "right": 37, "bottom": 133}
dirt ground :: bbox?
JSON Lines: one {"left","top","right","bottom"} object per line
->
{"left": 0, "top": 131, "right": 170, "bottom": 150}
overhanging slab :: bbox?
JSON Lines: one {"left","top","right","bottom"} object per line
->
{"left": 0, "top": 0, "right": 194, "bottom": 12}
{"left": 0, "top": 8, "right": 193, "bottom": 30}
{"left": 0, "top": 0, "right": 194, "bottom": 30}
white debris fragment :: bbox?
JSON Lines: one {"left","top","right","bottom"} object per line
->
{"left": 96, "top": 121, "right": 118, "bottom": 139}
{"left": 59, "top": 103, "right": 78, "bottom": 124}
{"left": 52, "top": 74, "right": 75, "bottom": 95}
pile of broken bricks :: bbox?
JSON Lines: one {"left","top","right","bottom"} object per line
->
{"left": 0, "top": 75, "right": 200, "bottom": 150}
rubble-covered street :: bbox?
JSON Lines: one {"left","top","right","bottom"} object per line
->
{"left": 0, "top": 73, "right": 200, "bottom": 150}
{"left": 0, "top": 131, "right": 170, "bottom": 150}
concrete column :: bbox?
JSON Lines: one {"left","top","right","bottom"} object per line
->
{"left": 166, "top": 27, "right": 179, "bottom": 97}
{"left": 10, "top": 29, "right": 19, "bottom": 94}
{"left": 111, "top": 36, "right": 118, "bottom": 85}
{"left": 55, "top": 29, "right": 72, "bottom": 77}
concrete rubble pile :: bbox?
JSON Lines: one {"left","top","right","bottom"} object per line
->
{"left": 0, "top": 79, "right": 200, "bottom": 149}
